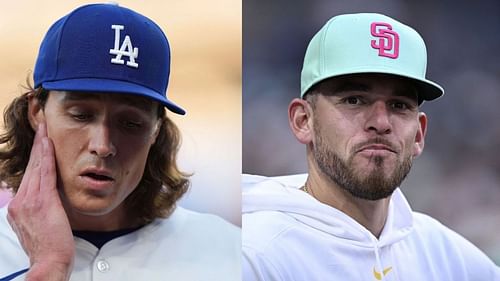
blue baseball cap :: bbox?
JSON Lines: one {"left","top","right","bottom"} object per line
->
{"left": 34, "top": 3, "right": 185, "bottom": 115}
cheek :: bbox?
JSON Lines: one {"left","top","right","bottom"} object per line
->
{"left": 45, "top": 122, "right": 86, "bottom": 172}
{"left": 115, "top": 138, "right": 153, "bottom": 179}
{"left": 402, "top": 126, "right": 421, "bottom": 157}
{"left": 118, "top": 150, "right": 151, "bottom": 195}
{"left": 410, "top": 134, "right": 422, "bottom": 157}
{"left": 330, "top": 123, "right": 357, "bottom": 156}
{"left": 314, "top": 122, "right": 353, "bottom": 162}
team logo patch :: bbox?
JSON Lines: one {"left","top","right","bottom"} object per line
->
{"left": 109, "top": 25, "right": 139, "bottom": 68}
{"left": 370, "top": 22, "right": 399, "bottom": 59}
{"left": 373, "top": 266, "right": 393, "bottom": 280}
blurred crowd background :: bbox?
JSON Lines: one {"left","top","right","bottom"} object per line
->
{"left": 0, "top": 1, "right": 241, "bottom": 226}
{"left": 243, "top": 0, "right": 500, "bottom": 264}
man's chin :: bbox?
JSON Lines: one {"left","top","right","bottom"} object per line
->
{"left": 72, "top": 205, "right": 116, "bottom": 217}
{"left": 62, "top": 195, "right": 120, "bottom": 217}
{"left": 343, "top": 171, "right": 400, "bottom": 200}
{"left": 346, "top": 186, "right": 396, "bottom": 201}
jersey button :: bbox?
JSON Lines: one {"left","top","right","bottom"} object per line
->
{"left": 96, "top": 259, "right": 110, "bottom": 272}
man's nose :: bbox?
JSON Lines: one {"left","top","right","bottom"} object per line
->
{"left": 364, "top": 101, "right": 392, "bottom": 135}
{"left": 88, "top": 123, "right": 117, "bottom": 158}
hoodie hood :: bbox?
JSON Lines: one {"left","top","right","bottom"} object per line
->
{"left": 243, "top": 173, "right": 414, "bottom": 248}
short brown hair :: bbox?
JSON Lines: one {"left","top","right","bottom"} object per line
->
{"left": 0, "top": 87, "right": 190, "bottom": 224}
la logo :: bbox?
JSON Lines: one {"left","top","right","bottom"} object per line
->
{"left": 109, "top": 25, "right": 139, "bottom": 68}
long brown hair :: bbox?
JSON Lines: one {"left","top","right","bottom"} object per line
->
{"left": 0, "top": 87, "right": 190, "bottom": 224}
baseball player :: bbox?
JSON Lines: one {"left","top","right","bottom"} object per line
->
{"left": 242, "top": 13, "right": 500, "bottom": 280}
{"left": 0, "top": 3, "right": 240, "bottom": 281}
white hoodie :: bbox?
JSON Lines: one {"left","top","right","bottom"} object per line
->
{"left": 242, "top": 174, "right": 500, "bottom": 281}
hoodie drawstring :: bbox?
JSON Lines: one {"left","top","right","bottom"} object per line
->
{"left": 373, "top": 240, "right": 385, "bottom": 281}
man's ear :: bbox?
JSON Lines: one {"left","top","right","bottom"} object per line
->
{"left": 288, "top": 98, "right": 314, "bottom": 144}
{"left": 412, "top": 112, "right": 428, "bottom": 157}
{"left": 27, "top": 94, "right": 46, "bottom": 131}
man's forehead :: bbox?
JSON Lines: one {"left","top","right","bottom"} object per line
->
{"left": 52, "top": 91, "right": 158, "bottom": 111}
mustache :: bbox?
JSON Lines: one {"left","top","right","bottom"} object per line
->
{"left": 352, "top": 137, "right": 399, "bottom": 153}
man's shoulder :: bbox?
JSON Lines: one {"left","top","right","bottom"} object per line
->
{"left": 410, "top": 211, "right": 476, "bottom": 251}
{"left": 243, "top": 208, "right": 299, "bottom": 250}
{"left": 410, "top": 211, "right": 499, "bottom": 272}
{"left": 149, "top": 206, "right": 241, "bottom": 251}
{"left": 411, "top": 211, "right": 446, "bottom": 230}
{"left": 71, "top": 207, "right": 242, "bottom": 280}
{"left": 242, "top": 209, "right": 312, "bottom": 281}
{"left": 242, "top": 173, "right": 311, "bottom": 250}
{"left": 411, "top": 211, "right": 463, "bottom": 239}
{"left": 173, "top": 206, "right": 240, "bottom": 236}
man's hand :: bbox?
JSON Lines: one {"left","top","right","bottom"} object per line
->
{"left": 7, "top": 123, "right": 74, "bottom": 281}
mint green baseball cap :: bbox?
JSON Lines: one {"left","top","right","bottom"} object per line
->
{"left": 301, "top": 13, "right": 444, "bottom": 102}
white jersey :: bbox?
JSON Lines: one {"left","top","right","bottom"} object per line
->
{"left": 242, "top": 174, "right": 500, "bottom": 281}
{"left": 0, "top": 206, "right": 241, "bottom": 281}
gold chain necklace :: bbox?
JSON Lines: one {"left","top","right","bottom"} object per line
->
{"left": 300, "top": 183, "right": 309, "bottom": 194}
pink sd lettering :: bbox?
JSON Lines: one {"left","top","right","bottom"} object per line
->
{"left": 370, "top": 22, "right": 399, "bottom": 59}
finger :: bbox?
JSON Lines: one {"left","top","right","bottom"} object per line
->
{"left": 27, "top": 123, "right": 46, "bottom": 173}
{"left": 24, "top": 155, "right": 41, "bottom": 199}
{"left": 24, "top": 124, "right": 48, "bottom": 198}
{"left": 41, "top": 137, "right": 57, "bottom": 195}
{"left": 16, "top": 123, "right": 45, "bottom": 198}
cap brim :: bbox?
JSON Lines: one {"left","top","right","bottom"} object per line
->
{"left": 410, "top": 76, "right": 444, "bottom": 104}
{"left": 303, "top": 69, "right": 444, "bottom": 104}
{"left": 42, "top": 78, "right": 186, "bottom": 115}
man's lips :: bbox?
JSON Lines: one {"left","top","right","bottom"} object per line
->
{"left": 80, "top": 168, "right": 115, "bottom": 182}
{"left": 356, "top": 144, "right": 397, "bottom": 153}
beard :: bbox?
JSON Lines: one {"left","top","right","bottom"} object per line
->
{"left": 312, "top": 124, "right": 413, "bottom": 201}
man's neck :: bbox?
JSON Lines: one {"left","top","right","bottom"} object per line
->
{"left": 63, "top": 203, "right": 140, "bottom": 232}
{"left": 306, "top": 167, "right": 390, "bottom": 238}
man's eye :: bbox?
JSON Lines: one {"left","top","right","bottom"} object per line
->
{"left": 122, "top": 120, "right": 142, "bottom": 129}
{"left": 342, "top": 96, "right": 362, "bottom": 105}
{"left": 391, "top": 101, "right": 409, "bottom": 110}
{"left": 71, "top": 113, "right": 92, "bottom": 121}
